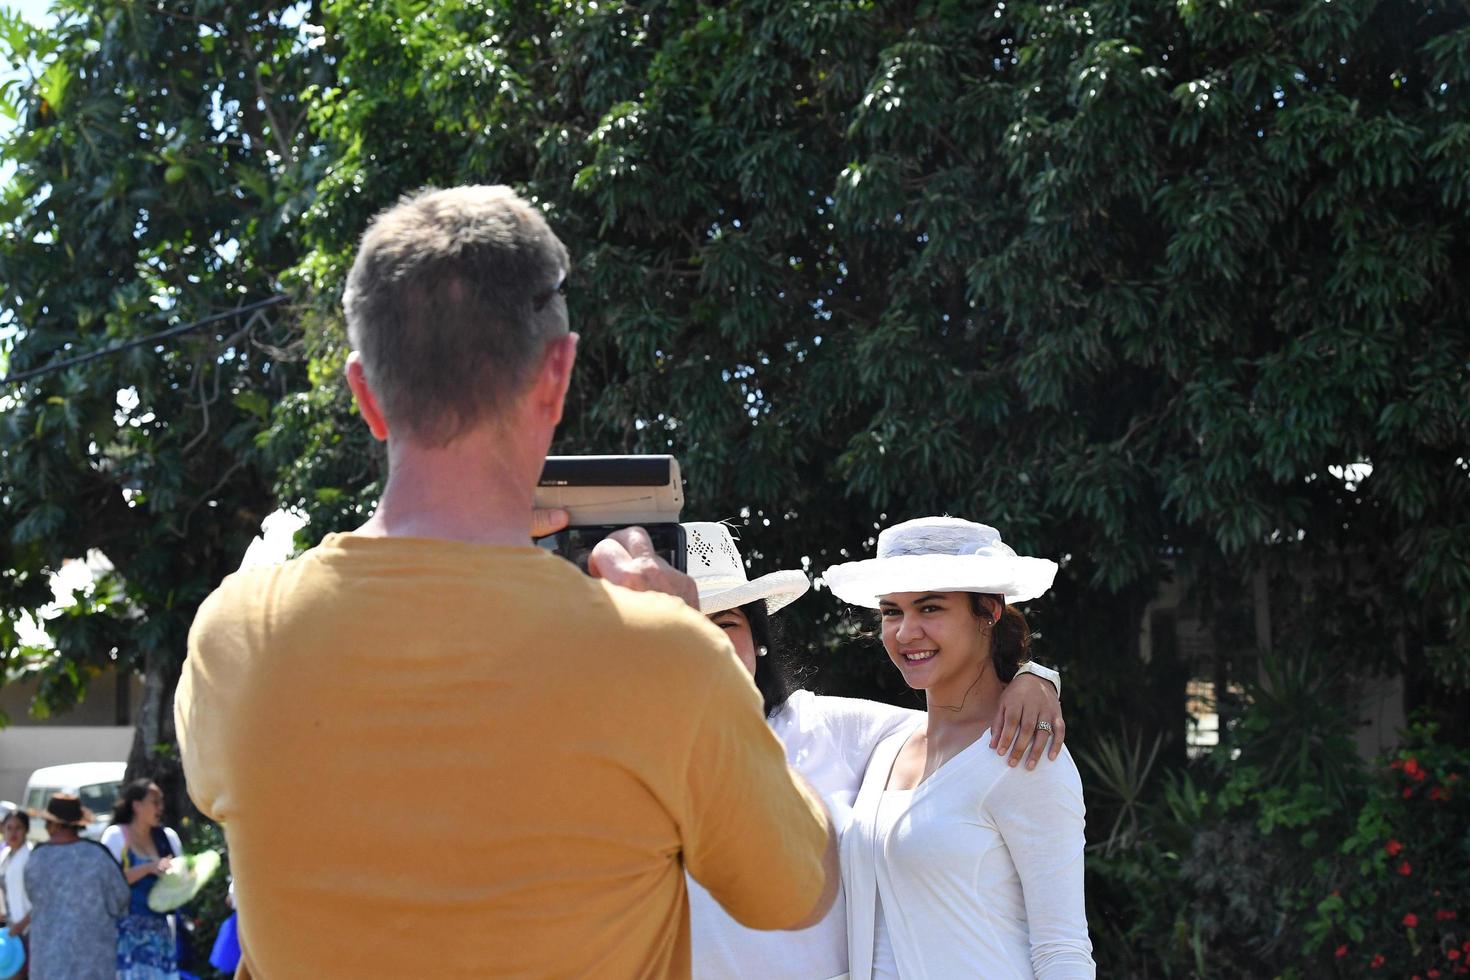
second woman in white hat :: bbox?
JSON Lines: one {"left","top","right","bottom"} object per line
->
{"left": 681, "top": 522, "right": 1067, "bottom": 980}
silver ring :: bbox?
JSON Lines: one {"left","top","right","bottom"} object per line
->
{"left": 1036, "top": 721, "right": 1053, "bottom": 732}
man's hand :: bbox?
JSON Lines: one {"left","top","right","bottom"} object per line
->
{"left": 989, "top": 671, "right": 1065, "bottom": 770}
{"left": 587, "top": 526, "right": 699, "bottom": 610}
{"left": 531, "top": 507, "right": 570, "bottom": 539}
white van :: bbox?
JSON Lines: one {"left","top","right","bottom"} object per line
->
{"left": 22, "top": 761, "right": 126, "bottom": 843}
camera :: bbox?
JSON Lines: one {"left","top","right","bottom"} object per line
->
{"left": 534, "top": 455, "right": 687, "bottom": 573}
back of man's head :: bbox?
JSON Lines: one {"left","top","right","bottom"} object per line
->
{"left": 343, "top": 185, "right": 570, "bottom": 446}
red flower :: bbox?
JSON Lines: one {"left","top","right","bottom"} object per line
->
{"left": 1437, "top": 909, "right": 1458, "bottom": 922}
{"left": 1371, "top": 953, "right": 1386, "bottom": 968}
{"left": 1404, "top": 913, "right": 1420, "bottom": 928}
{"left": 1398, "top": 860, "right": 1413, "bottom": 876}
{"left": 1405, "top": 787, "right": 1416, "bottom": 799}
{"left": 1429, "top": 970, "right": 1442, "bottom": 979}
{"left": 1391, "top": 758, "right": 1404, "bottom": 770}
{"left": 1387, "top": 840, "right": 1405, "bottom": 856}
{"left": 1430, "top": 786, "right": 1448, "bottom": 801}
{"left": 1336, "top": 945, "right": 1349, "bottom": 959}
{"left": 1450, "top": 949, "right": 1463, "bottom": 961}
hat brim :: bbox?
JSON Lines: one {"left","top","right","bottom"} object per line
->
{"left": 698, "top": 570, "right": 810, "bottom": 616}
{"left": 823, "top": 554, "right": 1058, "bottom": 608}
{"left": 29, "top": 806, "right": 94, "bottom": 828}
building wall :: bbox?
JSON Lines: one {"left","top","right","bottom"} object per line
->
{"left": 0, "top": 726, "right": 135, "bottom": 805}
{"left": 0, "top": 670, "right": 140, "bottom": 804}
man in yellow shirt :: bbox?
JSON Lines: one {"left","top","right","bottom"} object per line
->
{"left": 176, "top": 186, "right": 836, "bottom": 977}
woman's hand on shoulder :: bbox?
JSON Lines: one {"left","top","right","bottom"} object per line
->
{"left": 989, "top": 672, "right": 1064, "bottom": 770}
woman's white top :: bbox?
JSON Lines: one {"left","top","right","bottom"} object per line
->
{"left": 101, "top": 824, "right": 184, "bottom": 866}
{"left": 0, "top": 842, "right": 31, "bottom": 921}
{"left": 843, "top": 722, "right": 1095, "bottom": 980}
{"left": 688, "top": 690, "right": 919, "bottom": 980}
{"left": 868, "top": 791, "right": 911, "bottom": 980}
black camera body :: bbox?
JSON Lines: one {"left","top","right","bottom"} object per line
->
{"left": 534, "top": 455, "right": 686, "bottom": 573}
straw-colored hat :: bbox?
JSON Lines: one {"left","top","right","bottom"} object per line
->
{"left": 30, "top": 792, "right": 94, "bottom": 829}
{"left": 683, "top": 522, "right": 810, "bottom": 615}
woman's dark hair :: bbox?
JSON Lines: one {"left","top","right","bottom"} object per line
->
{"left": 743, "top": 600, "right": 807, "bottom": 718}
{"left": 969, "top": 594, "right": 1031, "bottom": 683}
{"left": 3, "top": 809, "right": 29, "bottom": 832}
{"left": 110, "top": 778, "right": 157, "bottom": 827}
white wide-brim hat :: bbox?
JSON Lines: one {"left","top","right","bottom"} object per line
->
{"left": 684, "top": 522, "right": 810, "bottom": 615}
{"left": 824, "top": 516, "right": 1057, "bottom": 608}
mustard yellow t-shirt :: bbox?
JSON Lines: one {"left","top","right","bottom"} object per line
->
{"left": 176, "top": 534, "right": 829, "bottom": 978}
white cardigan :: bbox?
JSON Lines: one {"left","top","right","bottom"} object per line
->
{"left": 842, "top": 723, "right": 1095, "bottom": 979}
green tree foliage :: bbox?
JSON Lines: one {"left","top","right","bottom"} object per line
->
{"left": 0, "top": 0, "right": 326, "bottom": 803}
{"left": 281, "top": 0, "right": 1469, "bottom": 723}
{"left": 1, "top": 0, "right": 1466, "bottom": 972}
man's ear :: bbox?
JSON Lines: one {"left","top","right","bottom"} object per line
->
{"left": 345, "top": 351, "right": 390, "bottom": 441}
{"left": 530, "top": 333, "right": 579, "bottom": 427}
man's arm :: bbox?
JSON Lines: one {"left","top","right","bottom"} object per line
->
{"left": 783, "top": 770, "right": 840, "bottom": 930}
{"left": 679, "top": 656, "right": 835, "bottom": 931}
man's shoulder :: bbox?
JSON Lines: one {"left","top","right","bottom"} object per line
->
{"left": 587, "top": 582, "right": 727, "bottom": 652}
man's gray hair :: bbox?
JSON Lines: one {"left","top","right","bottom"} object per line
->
{"left": 343, "top": 185, "right": 570, "bottom": 445}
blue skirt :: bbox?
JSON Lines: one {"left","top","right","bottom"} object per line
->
{"left": 117, "top": 912, "right": 178, "bottom": 980}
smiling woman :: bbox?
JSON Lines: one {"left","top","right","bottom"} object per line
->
{"left": 680, "top": 520, "right": 1071, "bottom": 980}
{"left": 826, "top": 518, "right": 1094, "bottom": 980}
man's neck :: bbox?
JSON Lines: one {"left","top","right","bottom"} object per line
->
{"left": 356, "top": 424, "right": 546, "bottom": 547}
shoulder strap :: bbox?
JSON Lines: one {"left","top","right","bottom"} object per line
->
{"left": 152, "top": 825, "right": 173, "bottom": 858}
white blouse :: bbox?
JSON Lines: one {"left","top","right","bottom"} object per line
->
{"left": 0, "top": 843, "right": 30, "bottom": 922}
{"left": 843, "top": 723, "right": 1095, "bottom": 980}
{"left": 688, "top": 690, "right": 920, "bottom": 980}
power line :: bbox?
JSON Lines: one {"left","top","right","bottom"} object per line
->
{"left": 0, "top": 294, "right": 291, "bottom": 386}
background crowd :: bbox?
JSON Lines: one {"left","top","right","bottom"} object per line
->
{"left": 0, "top": 781, "right": 229, "bottom": 980}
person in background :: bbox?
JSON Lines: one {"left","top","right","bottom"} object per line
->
{"left": 22, "top": 793, "right": 129, "bottom": 980}
{"left": 101, "top": 780, "right": 183, "bottom": 980}
{"left": 0, "top": 809, "right": 32, "bottom": 978}
{"left": 827, "top": 517, "right": 1094, "bottom": 979}
{"left": 681, "top": 522, "right": 1067, "bottom": 980}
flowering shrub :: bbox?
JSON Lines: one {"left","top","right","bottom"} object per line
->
{"left": 1303, "top": 722, "right": 1470, "bottom": 978}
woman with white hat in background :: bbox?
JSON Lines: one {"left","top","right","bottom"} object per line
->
{"left": 680, "top": 522, "right": 1068, "bottom": 980}
{"left": 826, "top": 517, "right": 1094, "bottom": 979}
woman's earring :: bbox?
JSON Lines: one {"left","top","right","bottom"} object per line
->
{"left": 757, "top": 646, "right": 769, "bottom": 658}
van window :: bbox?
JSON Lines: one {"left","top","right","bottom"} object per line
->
{"left": 79, "top": 782, "right": 119, "bottom": 816}
{"left": 24, "top": 788, "right": 47, "bottom": 812}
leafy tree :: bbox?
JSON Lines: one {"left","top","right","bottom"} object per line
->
{"left": 282, "top": 0, "right": 1469, "bottom": 743}
{"left": 0, "top": 0, "right": 326, "bottom": 808}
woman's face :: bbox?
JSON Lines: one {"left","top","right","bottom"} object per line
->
{"left": 135, "top": 784, "right": 165, "bottom": 827}
{"left": 2, "top": 816, "right": 23, "bottom": 847}
{"left": 878, "top": 591, "right": 997, "bottom": 691}
{"left": 707, "top": 607, "right": 758, "bottom": 677}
